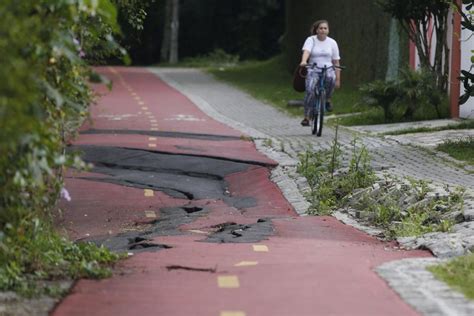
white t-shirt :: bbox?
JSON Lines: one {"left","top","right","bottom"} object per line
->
{"left": 302, "top": 36, "right": 340, "bottom": 68}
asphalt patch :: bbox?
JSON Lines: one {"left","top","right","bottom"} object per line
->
{"left": 88, "top": 205, "right": 209, "bottom": 252}
{"left": 69, "top": 145, "right": 258, "bottom": 208}
{"left": 80, "top": 129, "right": 243, "bottom": 141}
{"left": 203, "top": 218, "right": 274, "bottom": 243}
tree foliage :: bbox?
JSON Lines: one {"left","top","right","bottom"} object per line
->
{"left": 377, "top": 0, "right": 452, "bottom": 92}
{"left": 0, "top": 0, "right": 148, "bottom": 294}
{"left": 123, "top": 0, "right": 284, "bottom": 64}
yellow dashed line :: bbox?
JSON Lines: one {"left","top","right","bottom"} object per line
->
{"left": 144, "top": 189, "right": 154, "bottom": 197}
{"left": 218, "top": 276, "right": 240, "bottom": 288}
{"left": 220, "top": 312, "right": 246, "bottom": 316}
{"left": 253, "top": 245, "right": 269, "bottom": 252}
{"left": 144, "top": 211, "right": 156, "bottom": 218}
{"left": 234, "top": 261, "right": 258, "bottom": 267}
{"left": 188, "top": 229, "right": 208, "bottom": 235}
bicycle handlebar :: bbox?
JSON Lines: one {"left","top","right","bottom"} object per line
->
{"left": 304, "top": 64, "right": 346, "bottom": 70}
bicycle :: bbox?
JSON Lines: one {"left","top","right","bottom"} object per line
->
{"left": 305, "top": 64, "right": 344, "bottom": 136}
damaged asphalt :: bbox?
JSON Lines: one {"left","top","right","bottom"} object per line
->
{"left": 69, "top": 138, "right": 277, "bottom": 252}
{"left": 53, "top": 67, "right": 432, "bottom": 316}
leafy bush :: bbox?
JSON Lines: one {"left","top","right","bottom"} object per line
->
{"left": 359, "top": 68, "right": 447, "bottom": 122}
{"left": 0, "top": 0, "right": 137, "bottom": 295}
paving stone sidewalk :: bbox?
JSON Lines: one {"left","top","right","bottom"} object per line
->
{"left": 149, "top": 67, "right": 474, "bottom": 315}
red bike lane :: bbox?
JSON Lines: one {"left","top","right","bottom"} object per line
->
{"left": 53, "top": 67, "right": 430, "bottom": 316}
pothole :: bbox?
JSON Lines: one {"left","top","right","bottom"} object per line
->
{"left": 203, "top": 218, "right": 274, "bottom": 243}
{"left": 182, "top": 206, "right": 203, "bottom": 214}
{"left": 127, "top": 236, "right": 172, "bottom": 251}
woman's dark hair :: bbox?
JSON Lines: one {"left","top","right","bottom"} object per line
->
{"left": 311, "top": 20, "right": 329, "bottom": 35}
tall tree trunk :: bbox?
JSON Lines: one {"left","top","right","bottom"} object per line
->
{"left": 169, "top": 0, "right": 179, "bottom": 64}
{"left": 160, "top": 0, "right": 172, "bottom": 62}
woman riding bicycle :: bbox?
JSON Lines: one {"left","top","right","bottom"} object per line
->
{"left": 299, "top": 20, "right": 341, "bottom": 126}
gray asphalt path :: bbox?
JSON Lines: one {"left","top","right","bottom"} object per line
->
{"left": 150, "top": 68, "right": 474, "bottom": 189}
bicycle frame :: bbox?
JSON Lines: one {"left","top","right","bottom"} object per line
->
{"left": 304, "top": 64, "right": 343, "bottom": 136}
{"left": 306, "top": 64, "right": 331, "bottom": 136}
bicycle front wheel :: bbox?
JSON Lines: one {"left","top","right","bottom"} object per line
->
{"left": 312, "top": 92, "right": 325, "bottom": 136}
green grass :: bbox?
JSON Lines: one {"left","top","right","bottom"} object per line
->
{"left": 207, "top": 55, "right": 363, "bottom": 117}
{"left": 437, "top": 136, "right": 474, "bottom": 165}
{"left": 429, "top": 253, "right": 474, "bottom": 300}
{"left": 382, "top": 119, "right": 474, "bottom": 135}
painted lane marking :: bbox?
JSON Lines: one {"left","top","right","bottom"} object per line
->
{"left": 148, "top": 144, "right": 157, "bottom": 148}
{"left": 165, "top": 114, "right": 205, "bottom": 122}
{"left": 144, "top": 189, "right": 154, "bottom": 197}
{"left": 144, "top": 211, "right": 156, "bottom": 218}
{"left": 188, "top": 229, "right": 208, "bottom": 235}
{"left": 218, "top": 276, "right": 240, "bottom": 288}
{"left": 220, "top": 312, "right": 246, "bottom": 316}
{"left": 148, "top": 137, "right": 157, "bottom": 141}
{"left": 150, "top": 128, "right": 159, "bottom": 131}
{"left": 141, "top": 107, "right": 148, "bottom": 110}
{"left": 138, "top": 101, "right": 145, "bottom": 105}
{"left": 253, "top": 245, "right": 269, "bottom": 252}
{"left": 234, "top": 261, "right": 258, "bottom": 267}
{"left": 150, "top": 119, "right": 157, "bottom": 123}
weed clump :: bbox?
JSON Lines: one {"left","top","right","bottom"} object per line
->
{"left": 297, "top": 127, "right": 466, "bottom": 239}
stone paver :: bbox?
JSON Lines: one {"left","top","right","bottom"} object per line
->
{"left": 377, "top": 258, "right": 474, "bottom": 316}
{"left": 150, "top": 67, "right": 474, "bottom": 315}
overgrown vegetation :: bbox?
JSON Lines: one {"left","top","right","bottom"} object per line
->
{"left": 358, "top": 68, "right": 449, "bottom": 123}
{"left": 429, "top": 253, "right": 474, "bottom": 300}
{"left": 437, "top": 136, "right": 474, "bottom": 165}
{"left": 297, "top": 130, "right": 465, "bottom": 238}
{"left": 377, "top": 0, "right": 451, "bottom": 92}
{"left": 0, "top": 0, "right": 144, "bottom": 296}
{"left": 208, "top": 55, "right": 364, "bottom": 117}
{"left": 353, "top": 177, "right": 464, "bottom": 238}
{"left": 297, "top": 126, "right": 376, "bottom": 215}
